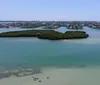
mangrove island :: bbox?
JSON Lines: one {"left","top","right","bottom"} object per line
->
{"left": 0, "top": 30, "right": 89, "bottom": 40}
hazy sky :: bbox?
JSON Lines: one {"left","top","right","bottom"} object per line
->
{"left": 0, "top": 0, "right": 99, "bottom": 21}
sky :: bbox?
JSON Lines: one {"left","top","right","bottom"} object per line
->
{"left": 0, "top": 0, "right": 100, "bottom": 21}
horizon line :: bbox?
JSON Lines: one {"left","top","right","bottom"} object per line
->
{"left": 0, "top": 20, "right": 100, "bottom": 22}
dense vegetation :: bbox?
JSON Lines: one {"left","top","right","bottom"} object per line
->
{"left": 64, "top": 31, "right": 88, "bottom": 39}
{"left": 0, "top": 30, "right": 89, "bottom": 40}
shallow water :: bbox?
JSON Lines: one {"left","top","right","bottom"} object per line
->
{"left": 0, "top": 37, "right": 99, "bottom": 68}
{"left": 0, "top": 27, "right": 100, "bottom": 85}
{"left": 0, "top": 27, "right": 100, "bottom": 68}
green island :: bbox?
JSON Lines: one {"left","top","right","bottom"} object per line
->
{"left": 0, "top": 30, "right": 89, "bottom": 40}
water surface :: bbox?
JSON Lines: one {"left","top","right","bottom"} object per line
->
{"left": 0, "top": 27, "right": 100, "bottom": 68}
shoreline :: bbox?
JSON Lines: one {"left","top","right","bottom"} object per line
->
{"left": 0, "top": 65, "right": 86, "bottom": 79}
{"left": 0, "top": 66, "right": 100, "bottom": 85}
{"left": 1, "top": 64, "right": 100, "bottom": 80}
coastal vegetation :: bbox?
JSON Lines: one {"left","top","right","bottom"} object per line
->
{"left": 0, "top": 30, "right": 89, "bottom": 40}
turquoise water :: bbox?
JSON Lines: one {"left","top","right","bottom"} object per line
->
{"left": 0, "top": 27, "right": 100, "bottom": 68}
